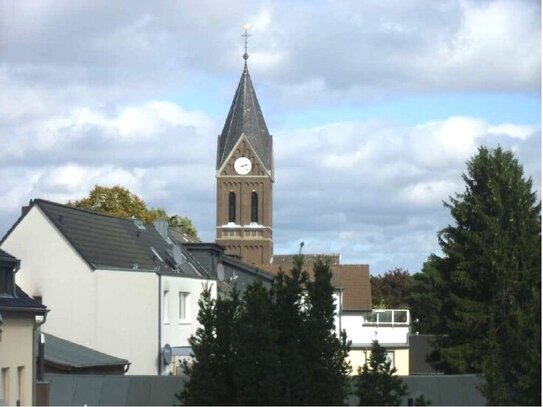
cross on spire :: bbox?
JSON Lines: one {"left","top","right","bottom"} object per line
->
{"left": 242, "top": 23, "right": 251, "bottom": 60}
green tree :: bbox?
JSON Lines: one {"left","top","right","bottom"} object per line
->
{"left": 371, "top": 268, "right": 414, "bottom": 308}
{"left": 234, "top": 282, "right": 281, "bottom": 404}
{"left": 355, "top": 340, "right": 408, "bottom": 406}
{"left": 430, "top": 146, "right": 541, "bottom": 404}
{"left": 69, "top": 185, "right": 198, "bottom": 238}
{"left": 304, "top": 258, "right": 352, "bottom": 405}
{"left": 272, "top": 255, "right": 311, "bottom": 405}
{"left": 179, "top": 286, "right": 241, "bottom": 405}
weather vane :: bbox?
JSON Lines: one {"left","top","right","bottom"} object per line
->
{"left": 242, "top": 22, "right": 251, "bottom": 60}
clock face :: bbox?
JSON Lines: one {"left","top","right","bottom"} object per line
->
{"left": 234, "top": 157, "right": 252, "bottom": 175}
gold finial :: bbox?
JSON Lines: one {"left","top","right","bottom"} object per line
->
{"left": 242, "top": 22, "right": 252, "bottom": 60}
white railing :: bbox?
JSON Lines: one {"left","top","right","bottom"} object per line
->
{"left": 361, "top": 309, "right": 410, "bottom": 325}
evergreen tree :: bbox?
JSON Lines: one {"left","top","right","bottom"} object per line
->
{"left": 234, "top": 282, "right": 282, "bottom": 405}
{"left": 179, "top": 286, "right": 241, "bottom": 405}
{"left": 272, "top": 255, "right": 311, "bottom": 405}
{"left": 355, "top": 340, "right": 408, "bottom": 406}
{"left": 305, "top": 257, "right": 352, "bottom": 405}
{"left": 432, "top": 147, "right": 541, "bottom": 404}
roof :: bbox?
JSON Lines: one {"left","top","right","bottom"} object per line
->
{"left": 0, "top": 285, "right": 47, "bottom": 314}
{"left": 43, "top": 333, "right": 128, "bottom": 370}
{"left": 45, "top": 374, "right": 184, "bottom": 406}
{"left": 3, "top": 199, "right": 206, "bottom": 277}
{"left": 0, "top": 248, "right": 17, "bottom": 262}
{"left": 259, "top": 260, "right": 372, "bottom": 311}
{"left": 216, "top": 63, "right": 273, "bottom": 172}
{"left": 168, "top": 226, "right": 200, "bottom": 243}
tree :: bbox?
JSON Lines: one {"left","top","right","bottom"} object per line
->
{"left": 179, "top": 286, "right": 241, "bottom": 405}
{"left": 181, "top": 255, "right": 352, "bottom": 405}
{"left": 304, "top": 258, "right": 352, "bottom": 404}
{"left": 371, "top": 268, "right": 414, "bottom": 308}
{"left": 69, "top": 185, "right": 198, "bottom": 239}
{"left": 355, "top": 340, "right": 408, "bottom": 406}
{"left": 427, "top": 146, "right": 541, "bottom": 404}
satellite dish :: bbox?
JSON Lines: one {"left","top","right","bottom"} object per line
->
{"left": 217, "top": 263, "right": 225, "bottom": 282}
{"left": 163, "top": 344, "right": 172, "bottom": 365}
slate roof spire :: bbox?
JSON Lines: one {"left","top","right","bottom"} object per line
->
{"left": 216, "top": 60, "right": 273, "bottom": 173}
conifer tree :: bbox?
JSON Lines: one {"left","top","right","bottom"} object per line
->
{"left": 430, "top": 146, "right": 541, "bottom": 404}
{"left": 233, "top": 281, "right": 281, "bottom": 405}
{"left": 305, "top": 257, "right": 352, "bottom": 405}
{"left": 355, "top": 340, "right": 408, "bottom": 406}
{"left": 272, "top": 255, "right": 311, "bottom": 405}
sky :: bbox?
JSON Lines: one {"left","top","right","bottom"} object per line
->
{"left": 0, "top": 0, "right": 540, "bottom": 275}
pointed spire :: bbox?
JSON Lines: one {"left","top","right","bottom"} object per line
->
{"left": 216, "top": 60, "right": 273, "bottom": 173}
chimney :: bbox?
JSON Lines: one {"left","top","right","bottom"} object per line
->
{"left": 154, "top": 219, "right": 169, "bottom": 241}
{"left": 21, "top": 199, "right": 33, "bottom": 217}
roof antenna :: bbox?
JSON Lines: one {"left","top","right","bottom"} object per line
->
{"left": 242, "top": 22, "right": 251, "bottom": 61}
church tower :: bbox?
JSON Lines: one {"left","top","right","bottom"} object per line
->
{"left": 215, "top": 52, "right": 274, "bottom": 265}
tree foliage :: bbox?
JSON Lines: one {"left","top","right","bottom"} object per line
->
{"left": 413, "top": 146, "right": 541, "bottom": 405}
{"left": 371, "top": 268, "right": 414, "bottom": 308}
{"left": 355, "top": 340, "right": 408, "bottom": 406}
{"left": 180, "top": 256, "right": 352, "bottom": 405}
{"left": 68, "top": 185, "right": 199, "bottom": 239}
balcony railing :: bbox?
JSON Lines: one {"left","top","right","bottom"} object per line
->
{"left": 361, "top": 309, "right": 410, "bottom": 325}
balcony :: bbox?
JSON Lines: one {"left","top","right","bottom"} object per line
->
{"left": 361, "top": 309, "right": 410, "bottom": 326}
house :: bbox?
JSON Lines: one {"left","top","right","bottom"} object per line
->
{"left": 0, "top": 248, "right": 48, "bottom": 406}
{"left": 262, "top": 255, "right": 411, "bottom": 375}
{"left": 0, "top": 199, "right": 217, "bottom": 375}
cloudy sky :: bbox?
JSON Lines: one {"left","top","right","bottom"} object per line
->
{"left": 1, "top": 0, "right": 540, "bottom": 274}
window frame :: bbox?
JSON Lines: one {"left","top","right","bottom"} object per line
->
{"left": 178, "top": 292, "right": 191, "bottom": 324}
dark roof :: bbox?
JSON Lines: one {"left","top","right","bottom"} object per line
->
{"left": 0, "top": 248, "right": 17, "bottom": 261}
{"left": 4, "top": 199, "right": 205, "bottom": 277}
{"left": 168, "top": 226, "right": 200, "bottom": 243}
{"left": 216, "top": 63, "right": 273, "bottom": 172}
{"left": 43, "top": 333, "right": 128, "bottom": 370}
{"left": 0, "top": 285, "right": 47, "bottom": 314}
{"left": 45, "top": 374, "right": 184, "bottom": 406}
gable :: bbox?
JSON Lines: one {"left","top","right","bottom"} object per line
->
{"left": 217, "top": 134, "right": 272, "bottom": 178}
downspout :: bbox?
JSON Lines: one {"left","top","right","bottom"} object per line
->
{"left": 33, "top": 312, "right": 48, "bottom": 406}
{"left": 157, "top": 270, "right": 162, "bottom": 375}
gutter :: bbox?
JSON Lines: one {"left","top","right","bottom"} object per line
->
{"left": 157, "top": 269, "right": 162, "bottom": 375}
{"left": 33, "top": 309, "right": 48, "bottom": 406}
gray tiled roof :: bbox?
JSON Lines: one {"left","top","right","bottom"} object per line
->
{"left": 0, "top": 285, "right": 47, "bottom": 313}
{"left": 216, "top": 63, "right": 273, "bottom": 172}
{"left": 43, "top": 333, "right": 128, "bottom": 369}
{"left": 26, "top": 199, "right": 204, "bottom": 277}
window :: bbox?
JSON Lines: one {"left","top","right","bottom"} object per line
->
{"left": 251, "top": 192, "right": 258, "bottom": 223}
{"left": 385, "top": 351, "right": 395, "bottom": 369}
{"left": 179, "top": 292, "right": 190, "bottom": 322}
{"left": 0, "top": 268, "right": 14, "bottom": 296}
{"left": 163, "top": 290, "right": 170, "bottom": 324}
{"left": 16, "top": 366, "right": 23, "bottom": 406}
{"left": 228, "top": 192, "right": 236, "bottom": 223}
{"left": 1, "top": 368, "right": 9, "bottom": 404}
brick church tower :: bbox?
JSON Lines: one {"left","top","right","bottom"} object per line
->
{"left": 215, "top": 57, "right": 274, "bottom": 265}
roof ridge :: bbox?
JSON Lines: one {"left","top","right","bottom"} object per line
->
{"left": 34, "top": 198, "right": 147, "bottom": 223}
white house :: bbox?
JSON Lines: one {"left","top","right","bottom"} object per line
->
{"left": 0, "top": 199, "right": 216, "bottom": 375}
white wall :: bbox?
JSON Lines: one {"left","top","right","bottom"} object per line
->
{"left": 1, "top": 206, "right": 159, "bottom": 375}
{"left": 341, "top": 314, "right": 410, "bottom": 346}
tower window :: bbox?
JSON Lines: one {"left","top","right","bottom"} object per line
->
{"left": 228, "top": 192, "right": 236, "bottom": 223}
{"left": 251, "top": 192, "right": 258, "bottom": 223}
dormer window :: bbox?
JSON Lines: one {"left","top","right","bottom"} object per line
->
{"left": 0, "top": 266, "right": 15, "bottom": 296}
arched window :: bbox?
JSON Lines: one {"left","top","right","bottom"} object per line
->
{"left": 251, "top": 192, "right": 258, "bottom": 223}
{"left": 228, "top": 192, "right": 236, "bottom": 223}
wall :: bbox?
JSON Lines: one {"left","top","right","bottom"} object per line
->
{"left": 160, "top": 275, "right": 216, "bottom": 375}
{"left": 0, "top": 316, "right": 35, "bottom": 405}
{"left": 347, "top": 348, "right": 409, "bottom": 376}
{"left": 1, "top": 206, "right": 159, "bottom": 375}
{"left": 341, "top": 314, "right": 410, "bottom": 346}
